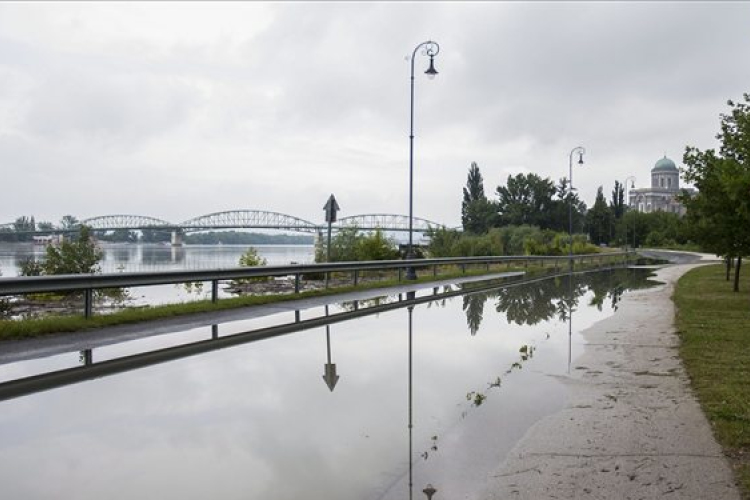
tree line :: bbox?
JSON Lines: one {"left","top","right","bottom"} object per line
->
{"left": 456, "top": 161, "right": 695, "bottom": 255}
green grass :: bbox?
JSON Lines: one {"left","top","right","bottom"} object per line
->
{"left": 675, "top": 263, "right": 750, "bottom": 497}
{"left": 0, "top": 255, "right": 629, "bottom": 341}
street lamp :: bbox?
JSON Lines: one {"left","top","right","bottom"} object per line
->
{"left": 406, "top": 40, "right": 440, "bottom": 280}
{"left": 568, "top": 146, "right": 585, "bottom": 270}
{"left": 623, "top": 176, "right": 636, "bottom": 250}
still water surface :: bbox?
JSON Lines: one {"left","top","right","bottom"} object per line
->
{"left": 0, "top": 269, "right": 658, "bottom": 500}
{"left": 0, "top": 243, "right": 315, "bottom": 306}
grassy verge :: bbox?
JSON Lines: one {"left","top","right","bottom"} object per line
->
{"left": 675, "top": 264, "right": 750, "bottom": 497}
{"left": 0, "top": 255, "right": 629, "bottom": 341}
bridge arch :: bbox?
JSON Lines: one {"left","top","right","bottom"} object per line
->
{"left": 336, "top": 214, "right": 445, "bottom": 232}
{"left": 180, "top": 210, "right": 318, "bottom": 233}
{"left": 80, "top": 214, "right": 174, "bottom": 230}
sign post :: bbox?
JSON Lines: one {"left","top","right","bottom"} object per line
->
{"left": 323, "top": 194, "right": 340, "bottom": 288}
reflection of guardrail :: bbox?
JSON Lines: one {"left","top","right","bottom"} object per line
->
{"left": 0, "top": 267, "right": 603, "bottom": 402}
{"left": 0, "top": 252, "right": 634, "bottom": 318}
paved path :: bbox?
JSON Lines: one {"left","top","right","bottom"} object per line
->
{"left": 481, "top": 263, "right": 741, "bottom": 499}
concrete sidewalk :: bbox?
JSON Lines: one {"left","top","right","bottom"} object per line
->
{"left": 481, "top": 264, "right": 741, "bottom": 499}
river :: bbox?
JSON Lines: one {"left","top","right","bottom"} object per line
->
{"left": 0, "top": 242, "right": 315, "bottom": 306}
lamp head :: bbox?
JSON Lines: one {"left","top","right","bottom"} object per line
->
{"left": 577, "top": 151, "right": 584, "bottom": 165}
{"left": 425, "top": 56, "right": 438, "bottom": 80}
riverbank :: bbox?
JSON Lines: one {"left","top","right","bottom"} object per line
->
{"left": 676, "top": 263, "right": 750, "bottom": 497}
{"left": 482, "top": 261, "right": 741, "bottom": 499}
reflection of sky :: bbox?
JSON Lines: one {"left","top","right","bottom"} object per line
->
{"left": 0, "top": 280, "right": 619, "bottom": 500}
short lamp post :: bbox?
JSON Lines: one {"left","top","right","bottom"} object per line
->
{"left": 406, "top": 40, "right": 440, "bottom": 280}
{"left": 568, "top": 146, "right": 585, "bottom": 270}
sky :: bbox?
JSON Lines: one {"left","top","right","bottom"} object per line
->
{"left": 1, "top": 1, "right": 749, "bottom": 228}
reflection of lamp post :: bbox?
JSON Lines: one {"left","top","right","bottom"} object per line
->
{"left": 568, "top": 147, "right": 585, "bottom": 270}
{"left": 423, "top": 484, "right": 437, "bottom": 499}
{"left": 406, "top": 40, "right": 440, "bottom": 280}
{"left": 407, "top": 301, "right": 415, "bottom": 500}
{"left": 623, "top": 176, "right": 636, "bottom": 250}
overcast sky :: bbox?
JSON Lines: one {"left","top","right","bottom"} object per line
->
{"left": 1, "top": 1, "right": 749, "bottom": 228}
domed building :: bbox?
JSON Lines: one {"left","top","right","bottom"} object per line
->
{"left": 628, "top": 155, "right": 694, "bottom": 215}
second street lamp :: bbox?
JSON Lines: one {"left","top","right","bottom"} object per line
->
{"left": 406, "top": 40, "right": 440, "bottom": 280}
{"left": 568, "top": 146, "right": 585, "bottom": 270}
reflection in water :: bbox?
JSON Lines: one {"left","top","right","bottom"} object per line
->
{"left": 462, "top": 268, "right": 658, "bottom": 332}
{"left": 323, "top": 306, "right": 340, "bottom": 392}
{"left": 0, "top": 268, "right": 659, "bottom": 500}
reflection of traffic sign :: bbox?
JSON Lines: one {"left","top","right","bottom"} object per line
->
{"left": 323, "top": 194, "right": 340, "bottom": 223}
{"left": 323, "top": 362, "right": 340, "bottom": 392}
{"left": 322, "top": 307, "right": 340, "bottom": 392}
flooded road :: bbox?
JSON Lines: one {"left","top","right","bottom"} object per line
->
{"left": 0, "top": 268, "right": 659, "bottom": 500}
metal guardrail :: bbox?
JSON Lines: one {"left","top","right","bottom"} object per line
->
{"left": 0, "top": 251, "right": 634, "bottom": 318}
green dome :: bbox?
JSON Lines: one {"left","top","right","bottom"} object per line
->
{"left": 653, "top": 156, "right": 678, "bottom": 172}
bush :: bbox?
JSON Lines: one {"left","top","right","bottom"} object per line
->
{"left": 233, "top": 246, "right": 268, "bottom": 284}
{"left": 427, "top": 225, "right": 599, "bottom": 258}
{"left": 316, "top": 227, "right": 399, "bottom": 263}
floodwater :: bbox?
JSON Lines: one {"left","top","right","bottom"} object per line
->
{"left": 0, "top": 243, "right": 315, "bottom": 307}
{"left": 0, "top": 268, "right": 659, "bottom": 500}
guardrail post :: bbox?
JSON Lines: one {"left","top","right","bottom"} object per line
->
{"left": 211, "top": 280, "right": 219, "bottom": 304}
{"left": 84, "top": 289, "right": 93, "bottom": 319}
{"left": 398, "top": 268, "right": 402, "bottom": 281}
{"left": 461, "top": 264, "right": 466, "bottom": 274}
{"left": 433, "top": 264, "right": 437, "bottom": 277}
{"left": 353, "top": 270, "right": 359, "bottom": 286}
{"left": 211, "top": 324, "right": 219, "bottom": 339}
{"left": 294, "top": 274, "right": 301, "bottom": 294}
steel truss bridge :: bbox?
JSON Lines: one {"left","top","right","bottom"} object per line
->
{"left": 3, "top": 210, "right": 447, "bottom": 235}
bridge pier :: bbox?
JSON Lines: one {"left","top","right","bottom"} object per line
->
{"left": 171, "top": 231, "right": 183, "bottom": 247}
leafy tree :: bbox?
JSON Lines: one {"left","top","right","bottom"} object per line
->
{"left": 586, "top": 186, "right": 613, "bottom": 245}
{"left": 12, "top": 216, "right": 35, "bottom": 242}
{"left": 60, "top": 215, "right": 79, "bottom": 229}
{"left": 232, "top": 246, "right": 268, "bottom": 284}
{"left": 610, "top": 180, "right": 625, "bottom": 220}
{"left": 462, "top": 162, "right": 497, "bottom": 233}
{"left": 43, "top": 226, "right": 102, "bottom": 275}
{"left": 555, "top": 177, "right": 588, "bottom": 234}
{"left": 496, "top": 173, "right": 556, "bottom": 228}
{"left": 37, "top": 221, "right": 54, "bottom": 232}
{"left": 681, "top": 93, "right": 750, "bottom": 292}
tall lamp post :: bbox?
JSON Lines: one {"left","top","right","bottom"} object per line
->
{"left": 568, "top": 146, "right": 585, "bottom": 270}
{"left": 623, "top": 176, "right": 636, "bottom": 250}
{"left": 406, "top": 40, "right": 440, "bottom": 280}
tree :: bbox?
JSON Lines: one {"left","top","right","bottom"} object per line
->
{"left": 461, "top": 162, "right": 497, "bottom": 233}
{"left": 587, "top": 187, "right": 613, "bottom": 245}
{"left": 13, "top": 216, "right": 35, "bottom": 242}
{"left": 232, "top": 246, "right": 268, "bottom": 284}
{"left": 681, "top": 93, "right": 750, "bottom": 293}
{"left": 60, "top": 215, "right": 79, "bottom": 230}
{"left": 610, "top": 180, "right": 625, "bottom": 220}
{"left": 43, "top": 226, "right": 102, "bottom": 275}
{"left": 37, "top": 221, "right": 54, "bottom": 232}
{"left": 496, "top": 173, "right": 557, "bottom": 228}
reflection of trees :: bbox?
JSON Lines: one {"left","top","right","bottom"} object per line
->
{"left": 462, "top": 294, "right": 487, "bottom": 336}
{"left": 462, "top": 269, "right": 658, "bottom": 332}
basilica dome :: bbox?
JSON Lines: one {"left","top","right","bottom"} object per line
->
{"left": 653, "top": 156, "right": 678, "bottom": 173}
